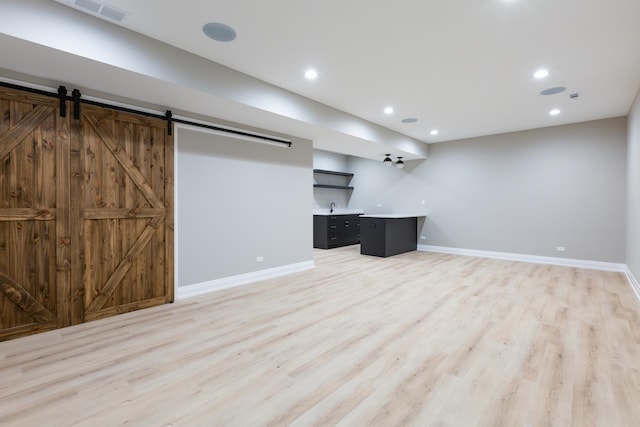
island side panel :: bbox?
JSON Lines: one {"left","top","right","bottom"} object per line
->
{"left": 384, "top": 217, "right": 418, "bottom": 257}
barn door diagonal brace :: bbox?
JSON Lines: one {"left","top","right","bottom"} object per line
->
{"left": 57, "top": 86, "right": 67, "bottom": 117}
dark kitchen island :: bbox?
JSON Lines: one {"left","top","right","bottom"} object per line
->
{"left": 359, "top": 214, "right": 424, "bottom": 257}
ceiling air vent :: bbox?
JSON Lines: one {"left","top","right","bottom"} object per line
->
{"left": 70, "top": 0, "right": 126, "bottom": 23}
{"left": 99, "top": 5, "right": 126, "bottom": 22}
{"left": 74, "top": 0, "right": 100, "bottom": 13}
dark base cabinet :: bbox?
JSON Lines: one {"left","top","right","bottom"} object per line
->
{"left": 313, "top": 214, "right": 361, "bottom": 249}
{"left": 360, "top": 216, "right": 418, "bottom": 257}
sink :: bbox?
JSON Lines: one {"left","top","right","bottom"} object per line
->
{"left": 313, "top": 208, "right": 364, "bottom": 216}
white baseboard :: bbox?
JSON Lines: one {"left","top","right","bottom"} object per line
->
{"left": 418, "top": 245, "right": 640, "bottom": 302}
{"left": 624, "top": 267, "right": 640, "bottom": 301}
{"left": 176, "top": 260, "right": 314, "bottom": 300}
{"left": 417, "top": 245, "right": 626, "bottom": 272}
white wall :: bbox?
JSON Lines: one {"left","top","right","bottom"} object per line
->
{"left": 176, "top": 126, "right": 313, "bottom": 287}
{"left": 313, "top": 150, "right": 349, "bottom": 171}
{"left": 348, "top": 117, "right": 627, "bottom": 262}
{"left": 313, "top": 150, "right": 352, "bottom": 210}
{"left": 627, "top": 88, "right": 640, "bottom": 277}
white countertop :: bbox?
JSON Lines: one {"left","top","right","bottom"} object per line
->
{"left": 313, "top": 209, "right": 364, "bottom": 216}
{"left": 359, "top": 213, "right": 426, "bottom": 218}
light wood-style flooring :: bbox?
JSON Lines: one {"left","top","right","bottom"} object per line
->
{"left": 1, "top": 246, "right": 639, "bottom": 426}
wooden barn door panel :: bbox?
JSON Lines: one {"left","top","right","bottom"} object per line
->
{"left": 72, "top": 106, "right": 173, "bottom": 323}
{"left": 0, "top": 90, "right": 70, "bottom": 341}
{"left": 0, "top": 87, "right": 173, "bottom": 340}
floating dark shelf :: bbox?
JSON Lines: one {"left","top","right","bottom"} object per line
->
{"left": 313, "top": 169, "right": 354, "bottom": 178}
{"left": 313, "top": 184, "right": 354, "bottom": 190}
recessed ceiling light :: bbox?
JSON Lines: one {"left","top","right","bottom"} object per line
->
{"left": 202, "top": 22, "right": 237, "bottom": 42}
{"left": 304, "top": 69, "right": 318, "bottom": 80}
{"left": 430, "top": 129, "right": 439, "bottom": 136}
{"left": 384, "top": 107, "right": 394, "bottom": 115}
{"left": 534, "top": 69, "right": 549, "bottom": 79}
{"left": 549, "top": 109, "right": 561, "bottom": 116}
{"left": 401, "top": 118, "right": 418, "bottom": 123}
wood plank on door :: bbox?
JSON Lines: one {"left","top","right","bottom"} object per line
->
{"left": 74, "top": 106, "right": 173, "bottom": 324}
{"left": 0, "top": 91, "right": 63, "bottom": 341}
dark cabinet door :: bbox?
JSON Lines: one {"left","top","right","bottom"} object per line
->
{"left": 344, "top": 216, "right": 360, "bottom": 245}
{"left": 352, "top": 218, "right": 361, "bottom": 242}
{"left": 313, "top": 214, "right": 361, "bottom": 249}
{"left": 360, "top": 218, "right": 386, "bottom": 256}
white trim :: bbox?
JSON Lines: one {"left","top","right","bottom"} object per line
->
{"left": 624, "top": 267, "right": 640, "bottom": 301}
{"left": 417, "top": 245, "right": 626, "bottom": 272}
{"left": 176, "top": 260, "right": 314, "bottom": 300}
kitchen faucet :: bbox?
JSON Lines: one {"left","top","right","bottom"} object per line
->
{"left": 330, "top": 202, "right": 336, "bottom": 213}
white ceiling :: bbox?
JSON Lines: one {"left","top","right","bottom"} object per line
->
{"left": 54, "top": 0, "right": 640, "bottom": 145}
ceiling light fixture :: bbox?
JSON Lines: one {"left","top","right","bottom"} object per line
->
{"left": 549, "top": 108, "right": 561, "bottom": 116}
{"left": 395, "top": 157, "right": 405, "bottom": 169}
{"left": 534, "top": 69, "right": 549, "bottom": 79}
{"left": 304, "top": 69, "right": 318, "bottom": 80}
{"left": 383, "top": 154, "right": 393, "bottom": 165}
{"left": 384, "top": 107, "right": 394, "bottom": 115}
{"left": 202, "top": 22, "right": 237, "bottom": 42}
{"left": 430, "top": 129, "right": 438, "bottom": 136}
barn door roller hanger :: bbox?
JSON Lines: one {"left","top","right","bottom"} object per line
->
{"left": 1, "top": 80, "right": 292, "bottom": 147}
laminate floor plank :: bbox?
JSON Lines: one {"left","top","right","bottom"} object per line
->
{"left": 1, "top": 246, "right": 639, "bottom": 426}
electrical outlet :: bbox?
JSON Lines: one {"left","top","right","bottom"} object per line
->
{"left": 421, "top": 200, "right": 425, "bottom": 205}
{"left": 377, "top": 203, "right": 382, "bottom": 207}
{"left": 256, "top": 256, "right": 264, "bottom": 262}
{"left": 556, "top": 246, "right": 566, "bottom": 252}
{"left": 420, "top": 236, "right": 426, "bottom": 240}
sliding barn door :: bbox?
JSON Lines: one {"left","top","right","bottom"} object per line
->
{"left": 0, "top": 90, "right": 71, "bottom": 340}
{"left": 0, "top": 86, "right": 173, "bottom": 341}
{"left": 72, "top": 105, "right": 173, "bottom": 323}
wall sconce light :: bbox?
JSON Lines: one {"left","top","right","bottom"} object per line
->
{"left": 395, "top": 157, "right": 405, "bottom": 169}
{"left": 383, "top": 154, "right": 393, "bottom": 166}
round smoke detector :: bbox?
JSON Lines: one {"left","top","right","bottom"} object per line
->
{"left": 203, "top": 22, "right": 237, "bottom": 42}
{"left": 540, "top": 86, "right": 566, "bottom": 96}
